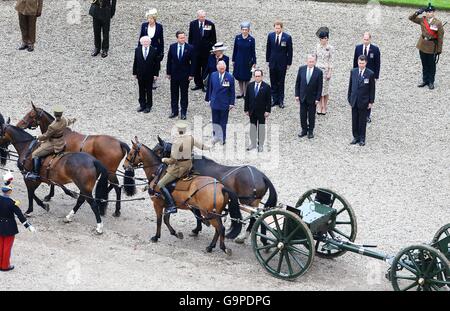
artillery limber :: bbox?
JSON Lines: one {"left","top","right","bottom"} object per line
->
{"left": 242, "top": 188, "right": 449, "bottom": 291}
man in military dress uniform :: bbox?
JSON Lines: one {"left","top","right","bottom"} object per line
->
{"left": 26, "top": 106, "right": 76, "bottom": 180}
{"left": 156, "top": 121, "right": 211, "bottom": 214}
{"left": 89, "top": 0, "right": 117, "bottom": 58}
{"left": 409, "top": 3, "right": 444, "bottom": 90}
{"left": 15, "top": 0, "right": 43, "bottom": 52}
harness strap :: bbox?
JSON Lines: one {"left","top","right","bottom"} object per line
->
{"left": 246, "top": 166, "right": 257, "bottom": 199}
{"left": 181, "top": 179, "right": 218, "bottom": 206}
{"left": 80, "top": 135, "right": 90, "bottom": 152}
{"left": 221, "top": 165, "right": 258, "bottom": 200}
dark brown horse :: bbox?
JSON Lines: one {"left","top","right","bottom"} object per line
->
{"left": 123, "top": 138, "right": 242, "bottom": 254}
{"left": 0, "top": 114, "right": 109, "bottom": 234}
{"left": 153, "top": 136, "right": 277, "bottom": 241}
{"left": 16, "top": 103, "right": 136, "bottom": 217}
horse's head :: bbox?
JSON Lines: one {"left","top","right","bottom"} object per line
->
{"left": 123, "top": 137, "right": 144, "bottom": 171}
{"left": 16, "top": 102, "right": 42, "bottom": 130}
{"left": 153, "top": 135, "right": 171, "bottom": 158}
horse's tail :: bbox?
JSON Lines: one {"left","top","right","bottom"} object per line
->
{"left": 120, "top": 141, "right": 136, "bottom": 197}
{"left": 94, "top": 160, "right": 109, "bottom": 216}
{"left": 263, "top": 174, "right": 278, "bottom": 208}
{"left": 222, "top": 187, "right": 242, "bottom": 239}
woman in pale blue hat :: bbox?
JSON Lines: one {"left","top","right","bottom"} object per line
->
{"left": 232, "top": 21, "right": 257, "bottom": 99}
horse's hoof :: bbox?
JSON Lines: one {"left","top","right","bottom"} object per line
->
{"left": 113, "top": 211, "right": 121, "bottom": 218}
{"left": 150, "top": 236, "right": 158, "bottom": 243}
{"left": 225, "top": 248, "right": 232, "bottom": 256}
{"left": 25, "top": 212, "right": 33, "bottom": 218}
{"left": 42, "top": 203, "right": 50, "bottom": 212}
{"left": 189, "top": 231, "right": 199, "bottom": 237}
{"left": 177, "top": 232, "right": 184, "bottom": 239}
{"left": 94, "top": 230, "right": 103, "bottom": 235}
{"left": 234, "top": 237, "right": 246, "bottom": 244}
{"left": 63, "top": 218, "right": 72, "bottom": 224}
{"left": 43, "top": 196, "right": 52, "bottom": 202}
{"left": 206, "top": 247, "right": 213, "bottom": 253}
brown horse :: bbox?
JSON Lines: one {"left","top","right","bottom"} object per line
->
{"left": 0, "top": 114, "right": 109, "bottom": 234}
{"left": 16, "top": 103, "right": 136, "bottom": 217}
{"left": 153, "top": 136, "right": 277, "bottom": 241}
{"left": 123, "top": 138, "right": 242, "bottom": 254}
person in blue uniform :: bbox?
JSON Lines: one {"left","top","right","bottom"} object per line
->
{"left": 203, "top": 42, "right": 229, "bottom": 100}
{"left": 0, "top": 175, "right": 35, "bottom": 272}
{"left": 138, "top": 8, "right": 164, "bottom": 90}
{"left": 232, "top": 22, "right": 257, "bottom": 99}
{"left": 206, "top": 61, "right": 235, "bottom": 145}
{"left": 266, "top": 21, "right": 293, "bottom": 109}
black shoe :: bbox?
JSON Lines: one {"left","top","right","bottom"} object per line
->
{"left": 308, "top": 132, "right": 314, "bottom": 139}
{"left": 350, "top": 139, "right": 359, "bottom": 145}
{"left": 359, "top": 141, "right": 366, "bottom": 146}
{"left": 246, "top": 145, "right": 257, "bottom": 151}
{"left": 279, "top": 103, "right": 285, "bottom": 109}
{"left": 428, "top": 83, "right": 435, "bottom": 90}
{"left": 257, "top": 146, "right": 264, "bottom": 152}
{"left": 0, "top": 265, "right": 14, "bottom": 272}
{"left": 180, "top": 114, "right": 187, "bottom": 120}
{"left": 271, "top": 102, "right": 278, "bottom": 107}
{"left": 298, "top": 131, "right": 307, "bottom": 138}
{"left": 168, "top": 113, "right": 178, "bottom": 119}
{"left": 191, "top": 85, "right": 203, "bottom": 91}
{"left": 202, "top": 87, "right": 207, "bottom": 93}
{"left": 417, "top": 81, "right": 428, "bottom": 87}
{"left": 27, "top": 45, "right": 34, "bottom": 52}
{"left": 18, "top": 43, "right": 28, "bottom": 50}
{"left": 367, "top": 117, "right": 372, "bottom": 123}
{"left": 236, "top": 95, "right": 244, "bottom": 99}
{"left": 91, "top": 49, "right": 100, "bottom": 57}
{"left": 143, "top": 108, "right": 151, "bottom": 113}
{"left": 137, "top": 107, "right": 145, "bottom": 112}
{"left": 101, "top": 50, "right": 108, "bottom": 58}
{"left": 160, "top": 187, "right": 177, "bottom": 215}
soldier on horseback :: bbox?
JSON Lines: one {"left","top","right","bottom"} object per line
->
{"left": 156, "top": 121, "right": 211, "bottom": 214}
{"left": 26, "top": 106, "right": 76, "bottom": 180}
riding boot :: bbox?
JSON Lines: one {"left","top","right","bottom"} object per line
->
{"left": 26, "top": 157, "right": 41, "bottom": 180}
{"left": 160, "top": 186, "right": 177, "bottom": 214}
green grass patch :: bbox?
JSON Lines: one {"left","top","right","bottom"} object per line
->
{"left": 313, "top": 0, "right": 450, "bottom": 10}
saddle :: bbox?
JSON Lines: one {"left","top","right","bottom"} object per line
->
{"left": 43, "top": 147, "right": 67, "bottom": 178}
{"left": 166, "top": 171, "right": 199, "bottom": 192}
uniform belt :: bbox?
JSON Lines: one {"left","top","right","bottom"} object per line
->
{"left": 422, "top": 36, "right": 435, "bottom": 41}
{"left": 177, "top": 159, "right": 191, "bottom": 162}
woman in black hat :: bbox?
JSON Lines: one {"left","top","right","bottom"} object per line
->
{"left": 314, "top": 29, "right": 334, "bottom": 115}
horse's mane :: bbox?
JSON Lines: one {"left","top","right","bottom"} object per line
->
{"left": 41, "top": 109, "right": 54, "bottom": 121}
{"left": 142, "top": 143, "right": 161, "bottom": 163}
{"left": 0, "top": 113, "right": 5, "bottom": 126}
{"left": 7, "top": 124, "right": 34, "bottom": 142}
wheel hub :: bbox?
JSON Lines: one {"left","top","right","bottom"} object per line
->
{"left": 277, "top": 242, "right": 285, "bottom": 250}
{"left": 418, "top": 277, "right": 425, "bottom": 286}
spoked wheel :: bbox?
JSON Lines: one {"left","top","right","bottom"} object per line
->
{"left": 432, "top": 224, "right": 450, "bottom": 260}
{"left": 391, "top": 244, "right": 450, "bottom": 291}
{"left": 251, "top": 209, "right": 315, "bottom": 280}
{"left": 296, "top": 188, "right": 357, "bottom": 258}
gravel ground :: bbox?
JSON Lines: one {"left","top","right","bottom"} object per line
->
{"left": 0, "top": 0, "right": 449, "bottom": 291}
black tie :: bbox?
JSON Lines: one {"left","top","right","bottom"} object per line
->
{"left": 255, "top": 83, "right": 259, "bottom": 96}
{"left": 364, "top": 46, "right": 368, "bottom": 57}
{"left": 276, "top": 35, "right": 280, "bottom": 46}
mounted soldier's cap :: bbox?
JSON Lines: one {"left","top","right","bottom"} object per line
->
{"left": 53, "top": 105, "right": 64, "bottom": 117}
{"left": 175, "top": 120, "right": 189, "bottom": 133}
{"left": 425, "top": 2, "right": 436, "bottom": 12}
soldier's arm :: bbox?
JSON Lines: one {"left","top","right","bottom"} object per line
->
{"left": 437, "top": 23, "right": 444, "bottom": 54}
{"left": 162, "top": 157, "right": 176, "bottom": 165}
{"left": 194, "top": 139, "right": 211, "bottom": 150}
{"left": 408, "top": 12, "right": 422, "bottom": 25}
{"left": 67, "top": 118, "right": 77, "bottom": 126}
{"left": 11, "top": 200, "right": 30, "bottom": 228}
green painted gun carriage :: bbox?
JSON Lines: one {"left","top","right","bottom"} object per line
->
{"left": 242, "top": 188, "right": 450, "bottom": 291}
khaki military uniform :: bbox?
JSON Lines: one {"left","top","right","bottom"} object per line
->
{"left": 32, "top": 117, "right": 75, "bottom": 158}
{"left": 409, "top": 12, "right": 445, "bottom": 85}
{"left": 15, "top": 0, "right": 43, "bottom": 45}
{"left": 157, "top": 134, "right": 209, "bottom": 188}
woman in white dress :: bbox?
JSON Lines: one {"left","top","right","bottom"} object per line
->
{"left": 315, "top": 30, "right": 333, "bottom": 115}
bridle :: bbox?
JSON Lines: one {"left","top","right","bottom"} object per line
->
{"left": 19, "top": 109, "right": 44, "bottom": 130}
{"left": 125, "top": 143, "right": 143, "bottom": 170}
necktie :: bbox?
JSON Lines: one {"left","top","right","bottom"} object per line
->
{"left": 200, "top": 22, "right": 204, "bottom": 37}
{"left": 144, "top": 47, "right": 148, "bottom": 60}
{"left": 178, "top": 45, "right": 182, "bottom": 60}
{"left": 255, "top": 83, "right": 259, "bottom": 96}
{"left": 364, "top": 46, "right": 368, "bottom": 57}
{"left": 276, "top": 34, "right": 280, "bottom": 46}
{"left": 220, "top": 73, "right": 223, "bottom": 84}
{"left": 359, "top": 70, "right": 363, "bottom": 79}
{"left": 307, "top": 68, "right": 312, "bottom": 84}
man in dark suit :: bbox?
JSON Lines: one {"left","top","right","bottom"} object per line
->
{"left": 133, "top": 36, "right": 159, "bottom": 113}
{"left": 295, "top": 55, "right": 323, "bottom": 139}
{"left": 206, "top": 61, "right": 235, "bottom": 144}
{"left": 166, "top": 31, "right": 195, "bottom": 120}
{"left": 353, "top": 32, "right": 381, "bottom": 123}
{"left": 266, "top": 21, "right": 293, "bottom": 109}
{"left": 89, "top": 0, "right": 116, "bottom": 58}
{"left": 348, "top": 55, "right": 376, "bottom": 146}
{"left": 188, "top": 10, "right": 217, "bottom": 91}
{"left": 244, "top": 69, "right": 271, "bottom": 152}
